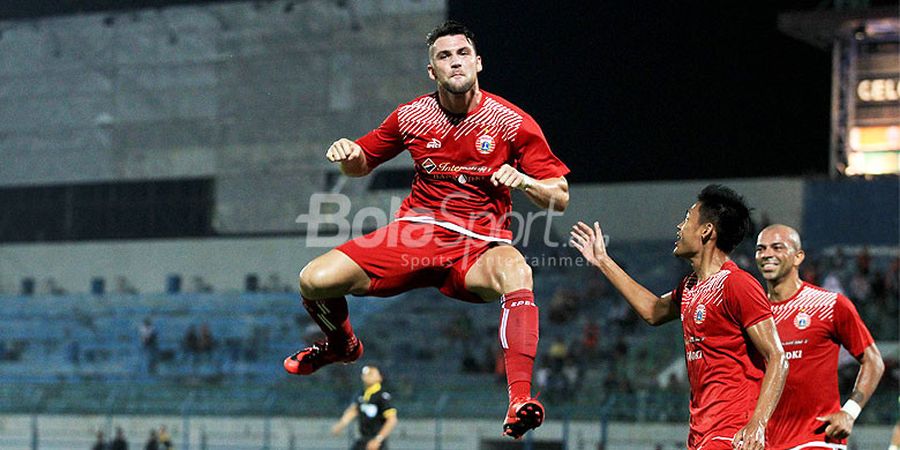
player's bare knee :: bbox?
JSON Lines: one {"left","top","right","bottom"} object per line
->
{"left": 494, "top": 254, "right": 533, "bottom": 293}
{"left": 299, "top": 263, "right": 331, "bottom": 298}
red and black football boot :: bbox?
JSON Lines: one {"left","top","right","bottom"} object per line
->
{"left": 283, "top": 336, "right": 363, "bottom": 375}
{"left": 502, "top": 396, "right": 544, "bottom": 439}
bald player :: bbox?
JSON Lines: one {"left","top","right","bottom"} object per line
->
{"left": 755, "top": 224, "right": 884, "bottom": 450}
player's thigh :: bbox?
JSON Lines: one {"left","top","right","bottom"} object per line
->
{"left": 464, "top": 244, "right": 533, "bottom": 300}
{"left": 299, "top": 249, "right": 371, "bottom": 298}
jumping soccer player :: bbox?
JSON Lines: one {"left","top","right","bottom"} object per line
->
{"left": 755, "top": 224, "right": 884, "bottom": 450}
{"left": 570, "top": 184, "right": 788, "bottom": 450}
{"left": 285, "top": 20, "right": 569, "bottom": 439}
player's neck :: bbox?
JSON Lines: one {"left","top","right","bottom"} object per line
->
{"left": 767, "top": 274, "right": 803, "bottom": 303}
{"left": 690, "top": 247, "right": 729, "bottom": 281}
{"left": 438, "top": 86, "right": 482, "bottom": 115}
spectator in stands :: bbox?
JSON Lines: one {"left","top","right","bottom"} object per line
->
{"left": 198, "top": 323, "right": 215, "bottom": 361}
{"left": 182, "top": 324, "right": 199, "bottom": 369}
{"left": 547, "top": 336, "right": 568, "bottom": 372}
{"left": 65, "top": 329, "right": 80, "bottom": 369}
{"left": 46, "top": 277, "right": 66, "bottom": 295}
{"left": 157, "top": 426, "right": 172, "bottom": 450}
{"left": 580, "top": 318, "right": 600, "bottom": 360}
{"left": 110, "top": 427, "right": 128, "bottom": 450}
{"left": 548, "top": 286, "right": 578, "bottom": 324}
{"left": 190, "top": 275, "right": 213, "bottom": 293}
{"left": 144, "top": 429, "right": 158, "bottom": 450}
{"left": 92, "top": 430, "right": 107, "bottom": 450}
{"left": 114, "top": 276, "right": 138, "bottom": 295}
{"left": 139, "top": 318, "right": 159, "bottom": 375}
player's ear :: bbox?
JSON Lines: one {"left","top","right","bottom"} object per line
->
{"left": 427, "top": 63, "right": 436, "bottom": 81}
{"left": 476, "top": 55, "right": 482, "bottom": 73}
{"left": 699, "top": 222, "right": 716, "bottom": 247}
{"left": 701, "top": 222, "right": 715, "bottom": 240}
{"left": 794, "top": 249, "right": 805, "bottom": 267}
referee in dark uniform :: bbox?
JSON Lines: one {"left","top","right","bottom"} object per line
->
{"left": 331, "top": 365, "right": 398, "bottom": 450}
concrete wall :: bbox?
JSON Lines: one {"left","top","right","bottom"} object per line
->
{"left": 0, "top": 0, "right": 438, "bottom": 234}
{"left": 557, "top": 178, "right": 806, "bottom": 244}
{"left": 0, "top": 236, "right": 315, "bottom": 295}
{"left": 3, "top": 176, "right": 896, "bottom": 295}
{"left": 0, "top": 414, "right": 890, "bottom": 450}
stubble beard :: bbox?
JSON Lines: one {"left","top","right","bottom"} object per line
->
{"left": 442, "top": 76, "right": 475, "bottom": 95}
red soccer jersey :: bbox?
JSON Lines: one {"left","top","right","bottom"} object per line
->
{"left": 767, "top": 282, "right": 875, "bottom": 450}
{"left": 673, "top": 261, "right": 774, "bottom": 450}
{"left": 356, "top": 91, "right": 569, "bottom": 241}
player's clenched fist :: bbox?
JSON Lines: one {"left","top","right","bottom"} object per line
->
{"left": 326, "top": 138, "right": 363, "bottom": 163}
{"left": 491, "top": 164, "right": 533, "bottom": 190}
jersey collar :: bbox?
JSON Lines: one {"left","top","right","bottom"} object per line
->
{"left": 363, "top": 383, "right": 382, "bottom": 402}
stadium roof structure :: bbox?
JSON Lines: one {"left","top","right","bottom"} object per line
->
{"left": 778, "top": 5, "right": 900, "bottom": 48}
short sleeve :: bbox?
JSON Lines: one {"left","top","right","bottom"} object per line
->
{"left": 513, "top": 114, "right": 570, "bottom": 180}
{"left": 355, "top": 109, "right": 405, "bottom": 170}
{"left": 833, "top": 294, "right": 875, "bottom": 359}
{"left": 379, "top": 391, "right": 396, "bottom": 417}
{"left": 723, "top": 271, "right": 772, "bottom": 329}
{"left": 671, "top": 275, "right": 689, "bottom": 307}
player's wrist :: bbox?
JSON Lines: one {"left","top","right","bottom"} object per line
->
{"left": 841, "top": 399, "right": 862, "bottom": 420}
{"left": 517, "top": 174, "right": 533, "bottom": 191}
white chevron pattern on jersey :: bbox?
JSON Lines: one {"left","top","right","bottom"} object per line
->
{"left": 396, "top": 95, "right": 524, "bottom": 144}
{"left": 685, "top": 269, "right": 731, "bottom": 307}
{"left": 771, "top": 285, "right": 837, "bottom": 325}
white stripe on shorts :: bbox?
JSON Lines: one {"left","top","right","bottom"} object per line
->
{"left": 396, "top": 216, "right": 513, "bottom": 244}
{"left": 788, "top": 442, "right": 847, "bottom": 450}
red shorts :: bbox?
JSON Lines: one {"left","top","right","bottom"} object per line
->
{"left": 336, "top": 221, "right": 498, "bottom": 303}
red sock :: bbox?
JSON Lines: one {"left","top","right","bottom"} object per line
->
{"left": 499, "top": 289, "right": 539, "bottom": 401}
{"left": 302, "top": 296, "right": 355, "bottom": 344}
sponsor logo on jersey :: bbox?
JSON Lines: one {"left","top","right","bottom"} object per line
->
{"left": 694, "top": 303, "right": 706, "bottom": 324}
{"left": 785, "top": 350, "right": 803, "bottom": 360}
{"left": 422, "top": 158, "right": 437, "bottom": 173}
{"left": 687, "top": 350, "right": 703, "bottom": 361}
{"left": 427, "top": 138, "right": 442, "bottom": 149}
{"left": 476, "top": 134, "right": 496, "bottom": 154}
{"left": 457, "top": 174, "right": 468, "bottom": 184}
{"left": 360, "top": 403, "right": 378, "bottom": 418}
{"left": 794, "top": 311, "right": 811, "bottom": 330}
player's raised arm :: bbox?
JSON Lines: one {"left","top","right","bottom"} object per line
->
{"left": 570, "top": 221, "right": 679, "bottom": 325}
{"left": 490, "top": 164, "right": 569, "bottom": 211}
{"left": 733, "top": 318, "right": 788, "bottom": 450}
{"left": 326, "top": 138, "right": 371, "bottom": 177}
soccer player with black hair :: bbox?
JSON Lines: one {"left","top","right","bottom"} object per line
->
{"left": 570, "top": 184, "right": 788, "bottom": 450}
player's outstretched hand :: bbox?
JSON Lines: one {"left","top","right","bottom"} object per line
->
{"left": 816, "top": 411, "right": 854, "bottom": 440}
{"left": 569, "top": 221, "right": 608, "bottom": 267}
{"left": 326, "top": 138, "right": 363, "bottom": 163}
{"left": 731, "top": 420, "right": 765, "bottom": 450}
{"left": 491, "top": 164, "right": 531, "bottom": 190}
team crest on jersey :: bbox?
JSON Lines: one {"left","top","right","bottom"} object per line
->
{"left": 475, "top": 134, "right": 496, "bottom": 154}
{"left": 694, "top": 304, "right": 706, "bottom": 324}
{"left": 794, "top": 311, "right": 811, "bottom": 330}
{"left": 457, "top": 174, "right": 468, "bottom": 184}
{"left": 422, "top": 158, "right": 437, "bottom": 173}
